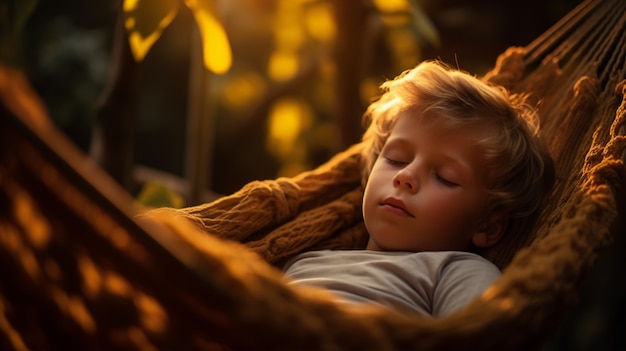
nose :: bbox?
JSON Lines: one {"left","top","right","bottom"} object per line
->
{"left": 393, "top": 168, "right": 418, "bottom": 193}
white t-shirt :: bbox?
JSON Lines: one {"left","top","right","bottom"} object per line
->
{"left": 283, "top": 250, "right": 500, "bottom": 317}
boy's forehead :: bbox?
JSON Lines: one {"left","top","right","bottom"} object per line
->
{"left": 387, "top": 112, "right": 496, "bottom": 154}
{"left": 390, "top": 111, "right": 454, "bottom": 135}
{"left": 392, "top": 110, "right": 494, "bottom": 136}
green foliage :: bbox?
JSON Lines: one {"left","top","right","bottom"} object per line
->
{"left": 136, "top": 182, "right": 185, "bottom": 209}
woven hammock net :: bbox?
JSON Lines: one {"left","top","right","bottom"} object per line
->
{"left": 1, "top": 0, "right": 625, "bottom": 349}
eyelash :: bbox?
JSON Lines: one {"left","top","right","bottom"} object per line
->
{"left": 384, "top": 157, "right": 459, "bottom": 187}
{"left": 383, "top": 156, "right": 407, "bottom": 166}
{"left": 435, "top": 174, "right": 458, "bottom": 187}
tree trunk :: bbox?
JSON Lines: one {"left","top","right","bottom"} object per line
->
{"left": 90, "top": 10, "right": 142, "bottom": 192}
{"left": 331, "top": 0, "right": 370, "bottom": 149}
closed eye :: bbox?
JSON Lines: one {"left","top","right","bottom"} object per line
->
{"left": 435, "top": 174, "right": 459, "bottom": 187}
{"left": 383, "top": 156, "right": 408, "bottom": 167}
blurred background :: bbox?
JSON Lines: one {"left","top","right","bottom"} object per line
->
{"left": 5, "top": 0, "right": 624, "bottom": 349}
{"left": 14, "top": 0, "right": 577, "bottom": 202}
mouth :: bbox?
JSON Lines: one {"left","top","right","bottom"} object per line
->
{"left": 381, "top": 197, "right": 415, "bottom": 218}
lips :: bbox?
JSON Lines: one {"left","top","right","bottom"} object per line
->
{"left": 381, "top": 197, "right": 415, "bottom": 217}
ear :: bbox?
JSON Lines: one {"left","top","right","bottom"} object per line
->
{"left": 472, "top": 214, "right": 508, "bottom": 248}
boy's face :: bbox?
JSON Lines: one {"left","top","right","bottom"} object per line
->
{"left": 363, "top": 112, "right": 495, "bottom": 252}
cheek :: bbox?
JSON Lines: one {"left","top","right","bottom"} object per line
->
{"left": 363, "top": 163, "right": 387, "bottom": 195}
{"left": 362, "top": 179, "right": 379, "bottom": 212}
{"left": 424, "top": 190, "right": 484, "bottom": 222}
{"left": 362, "top": 171, "right": 387, "bottom": 218}
{"left": 446, "top": 194, "right": 487, "bottom": 226}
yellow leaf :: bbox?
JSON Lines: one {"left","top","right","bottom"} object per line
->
{"left": 123, "top": 0, "right": 180, "bottom": 62}
{"left": 184, "top": 0, "right": 232, "bottom": 74}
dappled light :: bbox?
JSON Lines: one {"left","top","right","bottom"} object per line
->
{"left": 18, "top": 0, "right": 466, "bottom": 197}
{"left": 268, "top": 0, "right": 306, "bottom": 81}
{"left": 373, "top": 0, "right": 411, "bottom": 13}
{"left": 268, "top": 50, "right": 299, "bottom": 81}
{"left": 267, "top": 97, "right": 313, "bottom": 177}
{"left": 303, "top": 2, "right": 335, "bottom": 42}
{"left": 15, "top": 0, "right": 583, "bottom": 199}
{"left": 267, "top": 97, "right": 311, "bottom": 155}
{"left": 221, "top": 71, "right": 267, "bottom": 113}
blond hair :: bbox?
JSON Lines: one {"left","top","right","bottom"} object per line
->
{"left": 361, "top": 61, "right": 554, "bottom": 234}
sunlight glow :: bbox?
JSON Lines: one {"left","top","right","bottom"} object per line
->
{"left": 123, "top": 0, "right": 140, "bottom": 11}
{"left": 275, "top": 24, "right": 305, "bottom": 50}
{"left": 269, "top": 0, "right": 305, "bottom": 81}
{"left": 373, "top": 0, "right": 411, "bottom": 13}
{"left": 222, "top": 71, "right": 266, "bottom": 112}
{"left": 268, "top": 51, "right": 299, "bottom": 81}
{"left": 267, "top": 98, "right": 312, "bottom": 157}
{"left": 304, "top": 3, "right": 335, "bottom": 42}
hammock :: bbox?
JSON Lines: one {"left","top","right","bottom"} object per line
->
{"left": 1, "top": 0, "right": 625, "bottom": 349}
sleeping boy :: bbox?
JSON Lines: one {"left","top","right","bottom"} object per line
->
{"left": 284, "top": 60, "right": 554, "bottom": 317}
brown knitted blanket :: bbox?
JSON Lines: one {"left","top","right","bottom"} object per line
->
{"left": 1, "top": 0, "right": 625, "bottom": 350}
